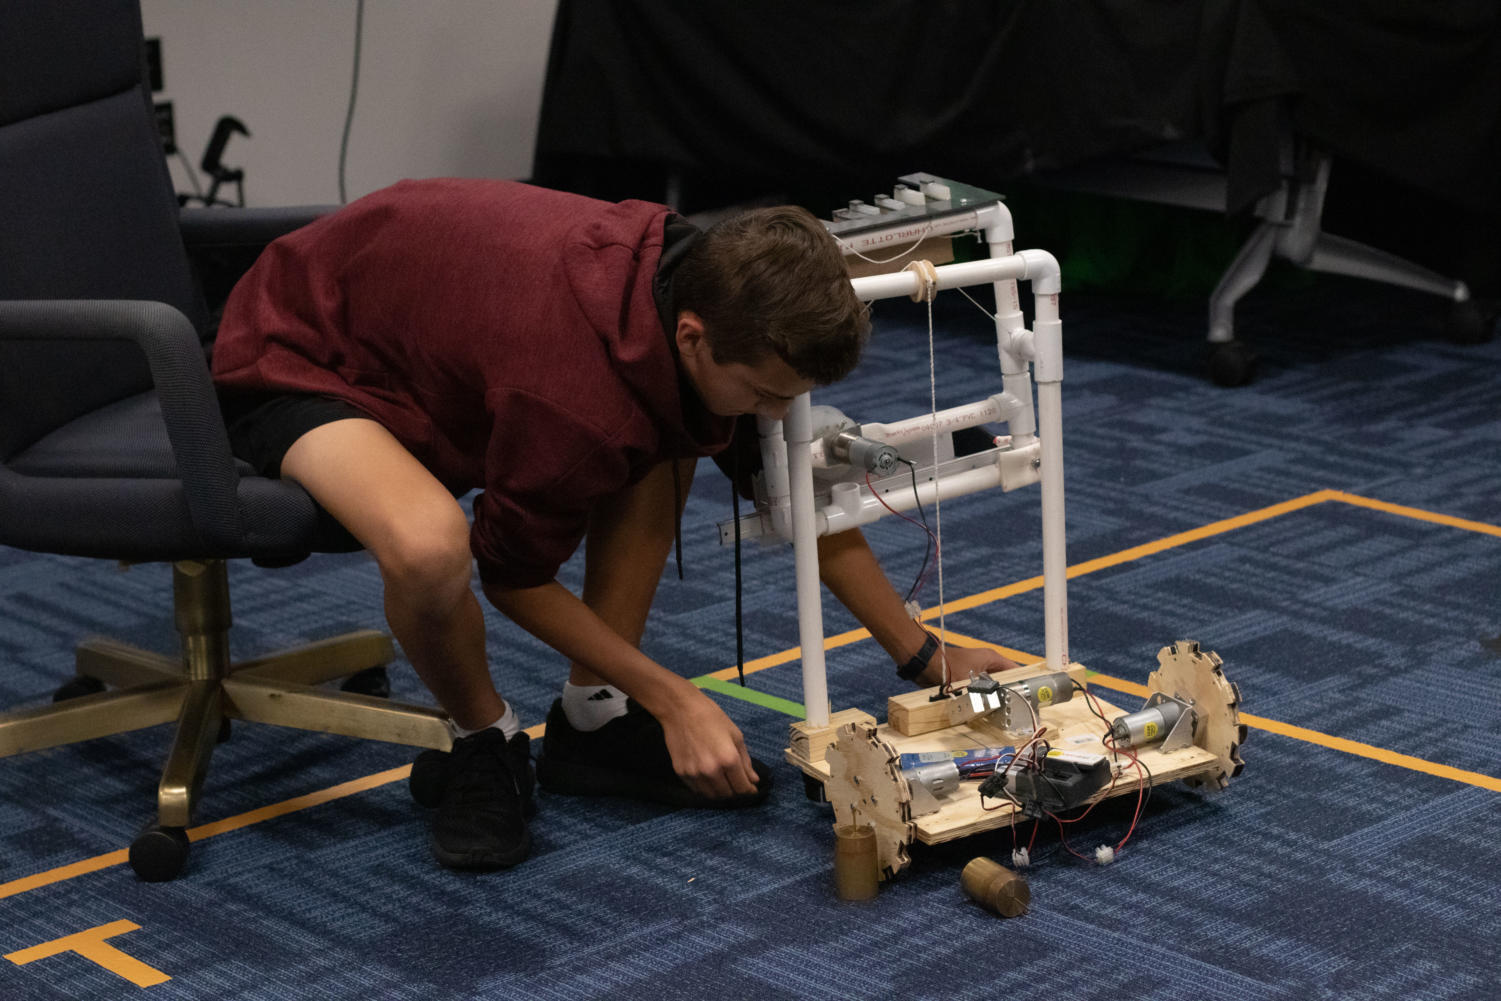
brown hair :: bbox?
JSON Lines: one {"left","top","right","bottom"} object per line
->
{"left": 672, "top": 206, "right": 869, "bottom": 384}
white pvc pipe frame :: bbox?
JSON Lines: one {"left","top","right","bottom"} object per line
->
{"left": 785, "top": 203, "right": 1068, "bottom": 727}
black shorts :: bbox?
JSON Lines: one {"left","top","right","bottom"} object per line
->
{"left": 218, "top": 390, "right": 372, "bottom": 478}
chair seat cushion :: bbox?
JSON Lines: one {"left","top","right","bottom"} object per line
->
{"left": 3, "top": 391, "right": 360, "bottom": 561}
{"left": 10, "top": 392, "right": 251, "bottom": 478}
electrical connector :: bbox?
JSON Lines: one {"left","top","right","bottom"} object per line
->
{"left": 1094, "top": 845, "right": 1116, "bottom": 865}
{"left": 1011, "top": 847, "right": 1030, "bottom": 868}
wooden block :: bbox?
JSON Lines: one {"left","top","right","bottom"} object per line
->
{"left": 884, "top": 688, "right": 972, "bottom": 738}
{"left": 786, "top": 708, "right": 877, "bottom": 769}
{"left": 886, "top": 662, "right": 1090, "bottom": 737}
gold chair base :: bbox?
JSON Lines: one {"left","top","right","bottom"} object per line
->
{"left": 0, "top": 560, "right": 450, "bottom": 830}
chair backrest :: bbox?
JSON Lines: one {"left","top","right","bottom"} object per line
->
{"left": 0, "top": 0, "right": 207, "bottom": 460}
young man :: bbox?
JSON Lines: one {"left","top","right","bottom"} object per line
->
{"left": 212, "top": 179, "right": 1014, "bottom": 871}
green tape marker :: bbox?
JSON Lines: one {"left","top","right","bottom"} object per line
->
{"left": 694, "top": 675, "right": 806, "bottom": 719}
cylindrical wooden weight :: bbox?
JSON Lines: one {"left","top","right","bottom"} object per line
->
{"left": 961, "top": 856, "right": 1029, "bottom": 917}
{"left": 833, "top": 824, "right": 879, "bottom": 901}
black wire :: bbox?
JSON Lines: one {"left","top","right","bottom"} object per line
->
{"left": 731, "top": 446, "right": 745, "bottom": 687}
{"left": 979, "top": 786, "right": 1025, "bottom": 814}
{"left": 1136, "top": 755, "right": 1155, "bottom": 811}
{"left": 338, "top": 0, "right": 365, "bottom": 204}
{"left": 898, "top": 458, "right": 932, "bottom": 603}
{"left": 1077, "top": 681, "right": 1115, "bottom": 730}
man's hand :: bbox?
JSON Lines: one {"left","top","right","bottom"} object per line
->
{"left": 916, "top": 643, "right": 1020, "bottom": 688}
{"left": 656, "top": 688, "right": 762, "bottom": 800}
{"left": 485, "top": 578, "right": 760, "bottom": 801}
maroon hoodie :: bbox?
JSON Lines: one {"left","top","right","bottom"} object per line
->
{"left": 211, "top": 178, "right": 733, "bottom": 588}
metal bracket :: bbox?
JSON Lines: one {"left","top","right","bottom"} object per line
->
{"left": 1145, "top": 691, "right": 1198, "bottom": 753}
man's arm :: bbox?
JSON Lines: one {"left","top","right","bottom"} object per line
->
{"left": 816, "top": 528, "right": 1018, "bottom": 687}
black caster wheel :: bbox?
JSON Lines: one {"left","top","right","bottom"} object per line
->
{"left": 803, "top": 773, "right": 827, "bottom": 803}
{"left": 1208, "top": 339, "right": 1257, "bottom": 387}
{"left": 409, "top": 748, "right": 448, "bottom": 808}
{"left": 340, "top": 665, "right": 391, "bottom": 699}
{"left": 53, "top": 675, "right": 105, "bottom": 702}
{"left": 129, "top": 825, "right": 190, "bottom": 882}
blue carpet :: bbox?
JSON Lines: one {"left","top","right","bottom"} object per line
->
{"left": 2, "top": 274, "right": 1499, "bottom": 1000}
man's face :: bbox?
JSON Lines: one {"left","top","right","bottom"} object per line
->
{"left": 676, "top": 313, "right": 814, "bottom": 420}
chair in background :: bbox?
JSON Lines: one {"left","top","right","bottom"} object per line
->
{"left": 1033, "top": 137, "right": 1474, "bottom": 386}
{"left": 0, "top": 0, "right": 450, "bottom": 881}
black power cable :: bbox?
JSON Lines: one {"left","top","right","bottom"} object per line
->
{"left": 337, "top": 0, "right": 365, "bottom": 203}
{"left": 731, "top": 445, "right": 745, "bottom": 686}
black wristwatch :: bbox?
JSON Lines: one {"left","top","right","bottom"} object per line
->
{"left": 896, "top": 629, "right": 940, "bottom": 682}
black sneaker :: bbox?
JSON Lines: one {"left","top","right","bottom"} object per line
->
{"left": 535, "top": 698, "right": 774, "bottom": 809}
{"left": 411, "top": 729, "right": 535, "bottom": 871}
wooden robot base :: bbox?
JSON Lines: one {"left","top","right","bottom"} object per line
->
{"left": 786, "top": 640, "right": 1246, "bottom": 879}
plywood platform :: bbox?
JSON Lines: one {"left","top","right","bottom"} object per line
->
{"left": 787, "top": 648, "right": 1239, "bottom": 877}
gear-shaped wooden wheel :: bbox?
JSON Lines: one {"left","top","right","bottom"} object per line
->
{"left": 822, "top": 722, "right": 915, "bottom": 879}
{"left": 1147, "top": 640, "right": 1246, "bottom": 791}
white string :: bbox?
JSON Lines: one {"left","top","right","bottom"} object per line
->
{"left": 834, "top": 223, "right": 936, "bottom": 266}
{"left": 883, "top": 260, "right": 1003, "bottom": 689}
{"left": 900, "top": 260, "right": 949, "bottom": 688}
{"left": 928, "top": 291, "right": 947, "bottom": 688}
{"left": 955, "top": 284, "right": 998, "bottom": 323}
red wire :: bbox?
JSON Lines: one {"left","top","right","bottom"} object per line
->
{"left": 1037, "top": 689, "right": 1151, "bottom": 861}
{"left": 1108, "top": 744, "right": 1148, "bottom": 851}
{"left": 865, "top": 470, "right": 938, "bottom": 599}
{"left": 864, "top": 469, "right": 932, "bottom": 535}
{"left": 980, "top": 689, "right": 1153, "bottom": 864}
{"left": 1052, "top": 812, "right": 1096, "bottom": 862}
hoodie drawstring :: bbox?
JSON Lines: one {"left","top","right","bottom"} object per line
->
{"left": 671, "top": 459, "right": 685, "bottom": 582}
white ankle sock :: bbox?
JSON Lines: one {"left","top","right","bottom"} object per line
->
{"left": 448, "top": 702, "right": 520, "bottom": 741}
{"left": 561, "top": 682, "right": 629, "bottom": 732}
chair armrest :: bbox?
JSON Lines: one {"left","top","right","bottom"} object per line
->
{"left": 178, "top": 205, "right": 335, "bottom": 251}
{"left": 0, "top": 299, "right": 245, "bottom": 550}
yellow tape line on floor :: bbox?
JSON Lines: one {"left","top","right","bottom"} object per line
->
{"left": 3, "top": 490, "right": 1496, "bottom": 899}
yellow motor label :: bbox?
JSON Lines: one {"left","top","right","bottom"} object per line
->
{"left": 1037, "top": 685, "right": 1054, "bottom": 704}
{"left": 1144, "top": 721, "right": 1159, "bottom": 739}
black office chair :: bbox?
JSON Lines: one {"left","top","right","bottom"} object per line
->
{"left": 0, "top": 0, "right": 450, "bottom": 881}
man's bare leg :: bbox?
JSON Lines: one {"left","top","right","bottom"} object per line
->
{"left": 279, "top": 418, "right": 505, "bottom": 731}
{"left": 280, "top": 417, "right": 533, "bottom": 870}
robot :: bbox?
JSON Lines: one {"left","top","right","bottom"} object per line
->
{"left": 721, "top": 175, "right": 1247, "bottom": 881}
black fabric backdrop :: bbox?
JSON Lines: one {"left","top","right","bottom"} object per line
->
{"left": 532, "top": 0, "right": 1501, "bottom": 219}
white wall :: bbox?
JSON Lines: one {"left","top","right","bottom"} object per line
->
{"left": 141, "top": 0, "right": 558, "bottom": 207}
